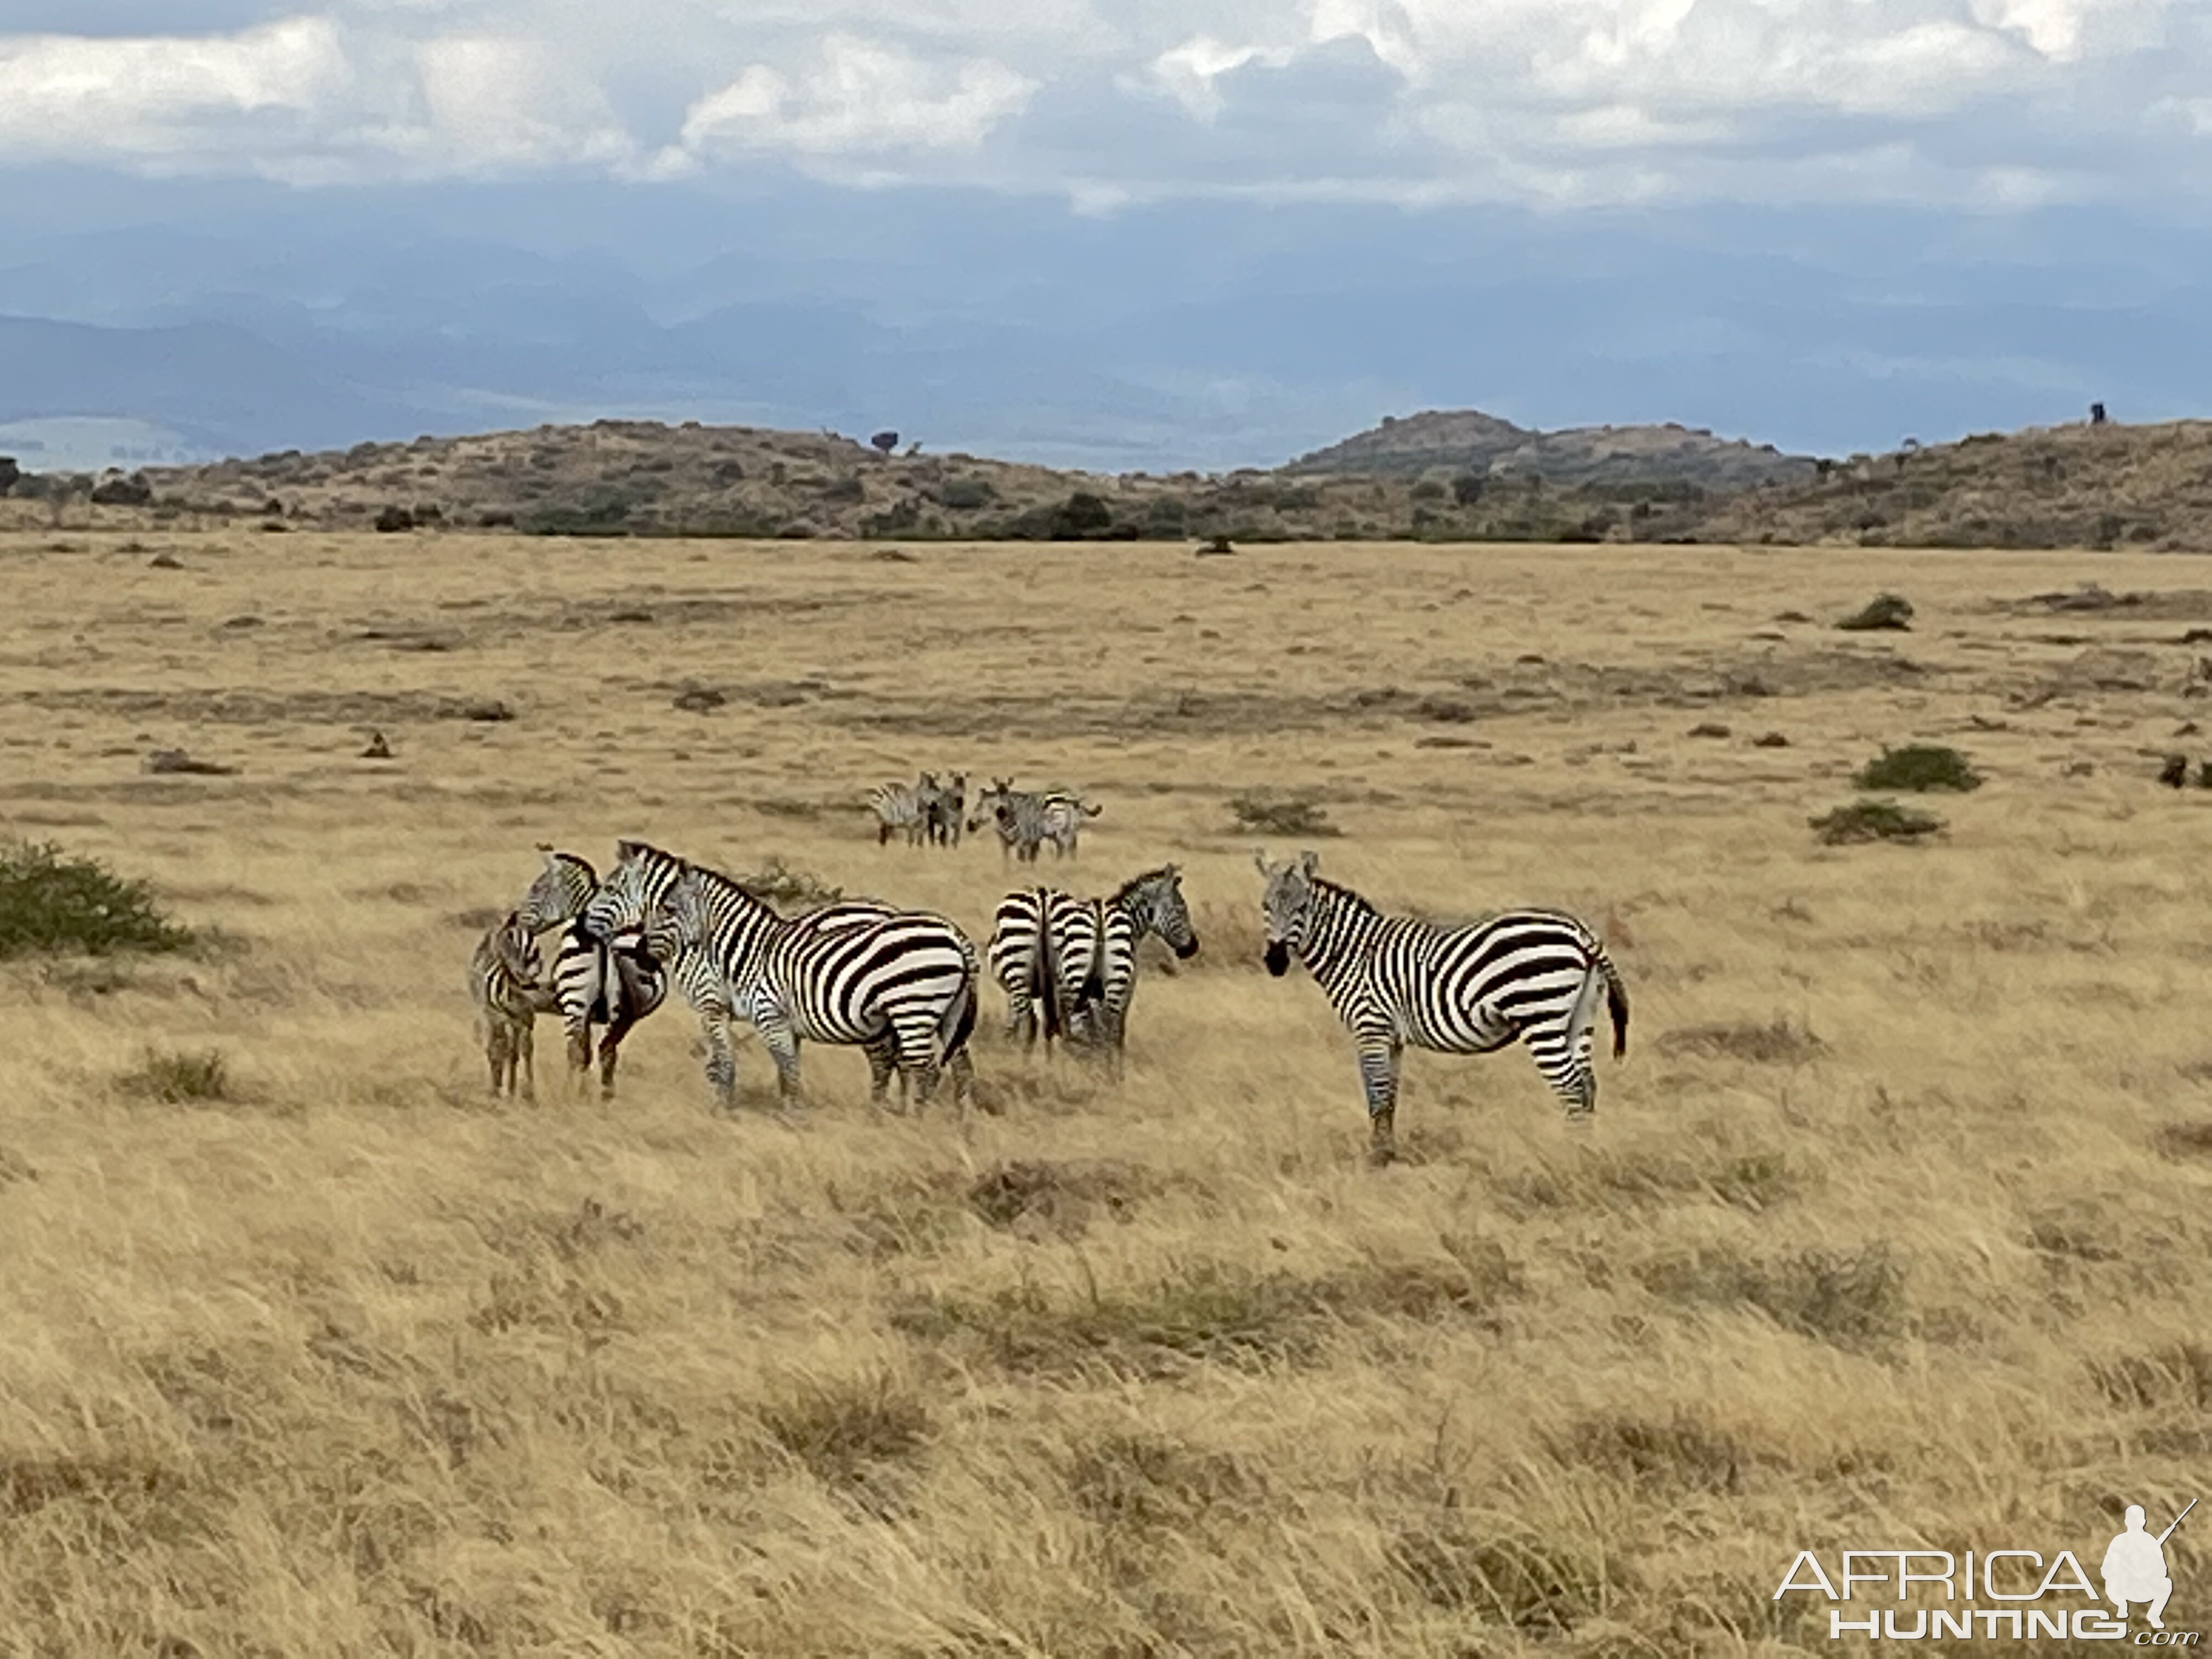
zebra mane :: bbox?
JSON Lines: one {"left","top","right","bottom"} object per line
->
{"left": 1110, "top": 865, "right": 1178, "bottom": 905}
{"left": 550, "top": 849, "right": 599, "bottom": 885}
{"left": 1308, "top": 875, "right": 1381, "bottom": 917}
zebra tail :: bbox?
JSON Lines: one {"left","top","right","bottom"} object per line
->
{"left": 1602, "top": 956, "right": 1629, "bottom": 1059}
{"left": 1035, "top": 889, "right": 1064, "bottom": 1044}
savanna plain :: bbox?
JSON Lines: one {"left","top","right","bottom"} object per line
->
{"left": 0, "top": 529, "right": 2205, "bottom": 1657}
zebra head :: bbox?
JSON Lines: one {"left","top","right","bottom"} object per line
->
{"left": 1122, "top": 865, "right": 1199, "bottom": 960}
{"left": 967, "top": 777, "right": 1014, "bottom": 833}
{"left": 580, "top": 839, "right": 663, "bottom": 943}
{"left": 518, "top": 845, "right": 597, "bottom": 932}
{"left": 1255, "top": 850, "right": 1321, "bottom": 977}
{"left": 643, "top": 867, "right": 707, "bottom": 965}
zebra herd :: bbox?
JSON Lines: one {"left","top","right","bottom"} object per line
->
{"left": 868, "top": 772, "right": 1103, "bottom": 864}
{"left": 467, "top": 841, "right": 1633, "bottom": 1166}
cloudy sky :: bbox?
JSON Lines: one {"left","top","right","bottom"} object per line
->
{"left": 2, "top": 0, "right": 2209, "bottom": 467}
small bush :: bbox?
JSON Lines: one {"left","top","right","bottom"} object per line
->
{"left": 938, "top": 476, "right": 994, "bottom": 510}
{"left": 1836, "top": 593, "right": 1914, "bottom": 631}
{"left": 0, "top": 842, "right": 193, "bottom": 957}
{"left": 736, "top": 857, "right": 845, "bottom": 911}
{"left": 1854, "top": 744, "right": 1981, "bottom": 792}
{"left": 119, "top": 1048, "right": 230, "bottom": 1104}
{"left": 1809, "top": 799, "right": 1944, "bottom": 845}
{"left": 1227, "top": 793, "right": 1339, "bottom": 837}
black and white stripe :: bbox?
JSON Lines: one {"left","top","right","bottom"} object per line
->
{"left": 518, "top": 847, "right": 669, "bottom": 1099}
{"left": 468, "top": 910, "right": 547, "bottom": 1099}
{"left": 583, "top": 841, "right": 952, "bottom": 1109}
{"left": 1255, "top": 851, "right": 1629, "bottom": 1164}
{"left": 985, "top": 884, "right": 1096, "bottom": 1051}
{"left": 1070, "top": 864, "right": 1200, "bottom": 1066}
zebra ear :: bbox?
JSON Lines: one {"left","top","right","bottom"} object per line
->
{"left": 1251, "top": 850, "right": 1272, "bottom": 878}
{"left": 614, "top": 838, "right": 646, "bottom": 862}
{"left": 1298, "top": 850, "right": 1319, "bottom": 877}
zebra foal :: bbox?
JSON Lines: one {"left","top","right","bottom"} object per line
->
{"left": 1255, "top": 851, "right": 1629, "bottom": 1165}
{"left": 468, "top": 910, "right": 551, "bottom": 1099}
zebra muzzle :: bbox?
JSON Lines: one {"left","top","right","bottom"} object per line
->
{"left": 1263, "top": 941, "right": 1290, "bottom": 976}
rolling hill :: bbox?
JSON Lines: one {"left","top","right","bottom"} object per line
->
{"left": 1286, "top": 408, "right": 1820, "bottom": 489}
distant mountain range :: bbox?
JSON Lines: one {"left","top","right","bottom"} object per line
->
{"left": 1288, "top": 408, "right": 1819, "bottom": 488}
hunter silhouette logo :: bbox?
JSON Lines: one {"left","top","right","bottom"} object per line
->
{"left": 1774, "top": 1497, "right": 2198, "bottom": 1642}
{"left": 2106, "top": 1500, "right": 2193, "bottom": 1631}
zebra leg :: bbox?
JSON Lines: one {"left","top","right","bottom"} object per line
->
{"left": 863, "top": 1032, "right": 899, "bottom": 1110}
{"left": 518, "top": 1017, "right": 536, "bottom": 1103}
{"left": 566, "top": 1015, "right": 595, "bottom": 1096}
{"left": 1005, "top": 981, "right": 1035, "bottom": 1048}
{"left": 754, "top": 1012, "right": 802, "bottom": 1101}
{"left": 699, "top": 1004, "right": 740, "bottom": 1110}
{"left": 1356, "top": 1039, "right": 1402, "bottom": 1166}
{"left": 890, "top": 1014, "right": 943, "bottom": 1111}
{"left": 597, "top": 1002, "right": 645, "bottom": 1102}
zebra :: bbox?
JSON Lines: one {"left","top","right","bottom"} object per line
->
{"left": 1068, "top": 865, "right": 1200, "bottom": 1071}
{"left": 985, "top": 884, "right": 1096, "bottom": 1052}
{"left": 517, "top": 846, "right": 669, "bottom": 1100}
{"left": 987, "top": 866, "right": 1199, "bottom": 1069}
{"left": 923, "top": 771, "right": 967, "bottom": 848}
{"left": 1254, "top": 850, "right": 1629, "bottom": 1166}
{"left": 582, "top": 840, "right": 962, "bottom": 1111}
{"left": 867, "top": 772, "right": 937, "bottom": 847}
{"left": 969, "top": 781, "right": 1102, "bottom": 862}
{"left": 468, "top": 910, "right": 550, "bottom": 1099}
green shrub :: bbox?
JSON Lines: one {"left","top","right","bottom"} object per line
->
{"left": 1854, "top": 744, "right": 1982, "bottom": 792}
{"left": 938, "top": 476, "right": 994, "bottom": 510}
{"left": 0, "top": 842, "right": 193, "bottom": 957}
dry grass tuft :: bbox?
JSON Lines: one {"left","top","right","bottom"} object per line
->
{"left": 1654, "top": 1018, "right": 1829, "bottom": 1064}
{"left": 116, "top": 1046, "right": 232, "bottom": 1104}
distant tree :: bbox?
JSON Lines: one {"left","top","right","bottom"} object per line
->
{"left": 0, "top": 457, "right": 18, "bottom": 497}
{"left": 2090, "top": 402, "right": 2108, "bottom": 425}
{"left": 1899, "top": 437, "right": 1921, "bottom": 452}
{"left": 1451, "top": 471, "right": 1486, "bottom": 506}
{"left": 869, "top": 430, "right": 899, "bottom": 457}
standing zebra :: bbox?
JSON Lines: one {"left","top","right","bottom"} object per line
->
{"left": 985, "top": 884, "right": 1095, "bottom": 1052}
{"left": 583, "top": 841, "right": 960, "bottom": 1110}
{"left": 468, "top": 910, "right": 550, "bottom": 1099}
{"left": 969, "top": 781, "right": 1103, "bottom": 862}
{"left": 1068, "top": 865, "right": 1200, "bottom": 1072}
{"left": 988, "top": 867, "right": 1199, "bottom": 1069}
{"left": 517, "top": 847, "right": 669, "bottom": 1100}
{"left": 924, "top": 771, "right": 967, "bottom": 848}
{"left": 1254, "top": 851, "right": 1629, "bottom": 1166}
{"left": 867, "top": 773, "right": 938, "bottom": 847}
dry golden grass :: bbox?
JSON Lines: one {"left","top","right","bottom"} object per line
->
{"left": 0, "top": 529, "right": 2207, "bottom": 1656}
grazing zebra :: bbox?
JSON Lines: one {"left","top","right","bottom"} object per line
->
{"left": 517, "top": 847, "right": 668, "bottom": 1100}
{"left": 867, "top": 772, "right": 938, "bottom": 847}
{"left": 1254, "top": 851, "right": 1629, "bottom": 1166}
{"left": 969, "top": 780, "right": 1103, "bottom": 862}
{"left": 1069, "top": 865, "right": 1200, "bottom": 1071}
{"left": 583, "top": 841, "right": 957, "bottom": 1110}
{"left": 985, "top": 884, "right": 1095, "bottom": 1052}
{"left": 468, "top": 910, "right": 549, "bottom": 1099}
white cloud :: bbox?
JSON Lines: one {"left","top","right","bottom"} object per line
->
{"left": 0, "top": 0, "right": 2205, "bottom": 208}
{"left": 679, "top": 35, "right": 1036, "bottom": 157}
